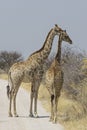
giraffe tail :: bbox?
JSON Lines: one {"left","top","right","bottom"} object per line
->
{"left": 6, "top": 85, "right": 10, "bottom": 99}
{"left": 6, "top": 71, "right": 11, "bottom": 99}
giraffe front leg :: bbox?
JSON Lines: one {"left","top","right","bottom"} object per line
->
{"left": 34, "top": 92, "right": 38, "bottom": 118}
{"left": 29, "top": 86, "right": 34, "bottom": 117}
{"left": 33, "top": 80, "right": 40, "bottom": 118}
{"left": 53, "top": 97, "right": 58, "bottom": 123}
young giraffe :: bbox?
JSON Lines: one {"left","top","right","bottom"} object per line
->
{"left": 7, "top": 24, "right": 63, "bottom": 117}
{"left": 44, "top": 29, "right": 72, "bottom": 123}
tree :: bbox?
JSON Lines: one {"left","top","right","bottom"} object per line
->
{"left": 62, "top": 46, "right": 85, "bottom": 87}
{"left": 0, "top": 51, "right": 23, "bottom": 73}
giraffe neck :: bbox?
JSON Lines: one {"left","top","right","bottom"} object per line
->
{"left": 56, "top": 37, "right": 62, "bottom": 64}
{"left": 29, "top": 29, "right": 56, "bottom": 62}
{"left": 41, "top": 29, "right": 56, "bottom": 60}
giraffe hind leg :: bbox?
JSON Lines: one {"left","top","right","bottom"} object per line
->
{"left": 8, "top": 87, "right": 15, "bottom": 117}
{"left": 49, "top": 94, "right": 54, "bottom": 122}
{"left": 13, "top": 86, "right": 20, "bottom": 117}
{"left": 29, "top": 83, "right": 34, "bottom": 117}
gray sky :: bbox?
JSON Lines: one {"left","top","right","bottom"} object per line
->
{"left": 0, "top": 0, "right": 87, "bottom": 59}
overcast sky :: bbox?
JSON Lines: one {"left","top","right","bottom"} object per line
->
{"left": 0, "top": 0, "right": 87, "bottom": 59}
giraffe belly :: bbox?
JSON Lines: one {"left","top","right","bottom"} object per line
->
{"left": 23, "top": 73, "right": 33, "bottom": 83}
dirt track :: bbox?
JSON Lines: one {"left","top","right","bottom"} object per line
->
{"left": 0, "top": 79, "right": 64, "bottom": 130}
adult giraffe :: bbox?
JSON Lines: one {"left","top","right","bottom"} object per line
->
{"left": 6, "top": 24, "right": 63, "bottom": 118}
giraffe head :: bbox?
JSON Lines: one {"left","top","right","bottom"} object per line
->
{"left": 59, "top": 30, "right": 72, "bottom": 44}
{"left": 54, "top": 24, "right": 72, "bottom": 44}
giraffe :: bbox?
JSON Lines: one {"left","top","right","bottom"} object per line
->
{"left": 6, "top": 24, "right": 63, "bottom": 118}
{"left": 44, "top": 29, "right": 72, "bottom": 123}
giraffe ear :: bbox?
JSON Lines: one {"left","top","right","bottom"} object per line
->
{"left": 55, "top": 24, "right": 58, "bottom": 27}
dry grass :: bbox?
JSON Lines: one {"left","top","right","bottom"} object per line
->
{"left": 63, "top": 117, "right": 87, "bottom": 130}
{"left": 0, "top": 73, "right": 8, "bottom": 80}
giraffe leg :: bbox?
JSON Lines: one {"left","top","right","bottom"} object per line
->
{"left": 34, "top": 89, "right": 39, "bottom": 118}
{"left": 13, "top": 86, "right": 20, "bottom": 117}
{"left": 29, "top": 84, "right": 34, "bottom": 117}
{"left": 13, "top": 95, "right": 19, "bottom": 117}
{"left": 8, "top": 88, "right": 14, "bottom": 117}
{"left": 53, "top": 96, "right": 58, "bottom": 123}
{"left": 34, "top": 80, "right": 40, "bottom": 118}
{"left": 9, "top": 98, "right": 13, "bottom": 117}
{"left": 49, "top": 94, "right": 54, "bottom": 122}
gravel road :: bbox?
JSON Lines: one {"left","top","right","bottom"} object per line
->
{"left": 0, "top": 79, "right": 64, "bottom": 130}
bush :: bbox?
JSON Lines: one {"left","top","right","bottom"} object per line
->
{"left": 0, "top": 51, "right": 23, "bottom": 73}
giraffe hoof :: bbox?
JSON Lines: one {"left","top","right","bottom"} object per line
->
{"left": 34, "top": 113, "right": 39, "bottom": 118}
{"left": 49, "top": 119, "right": 52, "bottom": 122}
{"left": 53, "top": 121, "right": 57, "bottom": 124}
{"left": 34, "top": 114, "right": 39, "bottom": 118}
{"left": 52, "top": 119, "right": 57, "bottom": 124}
{"left": 49, "top": 116, "right": 53, "bottom": 122}
{"left": 29, "top": 113, "right": 34, "bottom": 118}
{"left": 9, "top": 113, "right": 13, "bottom": 117}
{"left": 14, "top": 114, "right": 19, "bottom": 117}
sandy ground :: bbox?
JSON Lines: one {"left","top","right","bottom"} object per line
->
{"left": 0, "top": 79, "right": 64, "bottom": 130}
